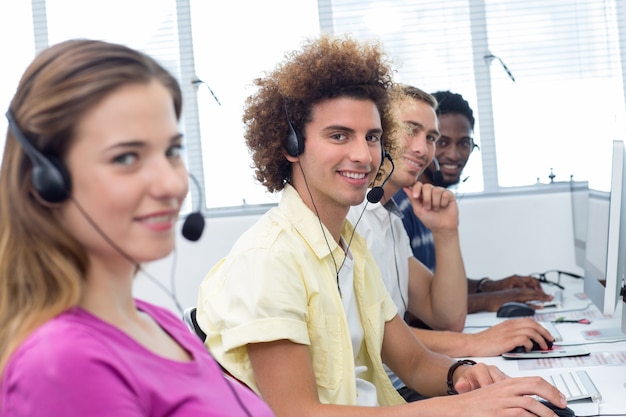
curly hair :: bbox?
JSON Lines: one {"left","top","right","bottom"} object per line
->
{"left": 243, "top": 34, "right": 400, "bottom": 193}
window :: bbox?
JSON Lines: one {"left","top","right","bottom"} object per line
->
{"left": 486, "top": 0, "right": 625, "bottom": 192}
{"left": 326, "top": 0, "right": 626, "bottom": 193}
{"left": 0, "top": 1, "right": 34, "bottom": 153}
{"left": 189, "top": 0, "right": 319, "bottom": 209}
{"left": 3, "top": 0, "right": 625, "bottom": 211}
{"left": 326, "top": 0, "right": 484, "bottom": 193}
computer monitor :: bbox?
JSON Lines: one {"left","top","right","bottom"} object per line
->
{"left": 622, "top": 297, "right": 626, "bottom": 335}
{"left": 583, "top": 140, "right": 626, "bottom": 316}
{"left": 570, "top": 180, "right": 590, "bottom": 269}
{"left": 583, "top": 190, "right": 610, "bottom": 310}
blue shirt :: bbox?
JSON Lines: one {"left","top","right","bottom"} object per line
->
{"left": 392, "top": 189, "right": 436, "bottom": 272}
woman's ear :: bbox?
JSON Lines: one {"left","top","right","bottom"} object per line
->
{"left": 30, "top": 187, "right": 67, "bottom": 208}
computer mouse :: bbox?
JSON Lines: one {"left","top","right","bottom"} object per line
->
{"left": 509, "top": 338, "right": 554, "bottom": 353}
{"left": 496, "top": 301, "right": 536, "bottom": 318}
{"left": 538, "top": 399, "right": 575, "bottom": 417}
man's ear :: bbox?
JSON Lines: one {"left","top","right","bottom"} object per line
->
{"left": 283, "top": 150, "right": 299, "bottom": 162}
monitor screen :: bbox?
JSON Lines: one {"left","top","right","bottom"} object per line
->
{"left": 583, "top": 140, "right": 626, "bottom": 316}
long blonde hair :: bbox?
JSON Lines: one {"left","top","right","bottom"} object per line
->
{"left": 0, "top": 39, "right": 182, "bottom": 373}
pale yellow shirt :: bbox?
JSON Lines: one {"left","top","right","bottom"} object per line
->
{"left": 196, "top": 185, "right": 404, "bottom": 406}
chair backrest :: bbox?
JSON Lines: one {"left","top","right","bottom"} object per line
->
{"left": 182, "top": 307, "right": 254, "bottom": 390}
{"left": 182, "top": 306, "right": 207, "bottom": 343}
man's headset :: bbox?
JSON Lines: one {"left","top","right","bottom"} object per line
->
{"left": 283, "top": 106, "right": 394, "bottom": 297}
{"left": 284, "top": 109, "right": 393, "bottom": 204}
{"left": 432, "top": 157, "right": 444, "bottom": 185}
{"left": 5, "top": 109, "right": 205, "bottom": 241}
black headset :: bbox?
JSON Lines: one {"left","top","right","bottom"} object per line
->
{"left": 283, "top": 107, "right": 388, "bottom": 160}
{"left": 6, "top": 109, "right": 205, "bottom": 241}
{"left": 284, "top": 106, "right": 391, "bottom": 204}
{"left": 6, "top": 110, "right": 71, "bottom": 203}
{"left": 284, "top": 114, "right": 305, "bottom": 157}
{"left": 432, "top": 156, "right": 444, "bottom": 185}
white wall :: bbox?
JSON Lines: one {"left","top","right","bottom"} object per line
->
{"left": 134, "top": 182, "right": 585, "bottom": 315}
{"left": 457, "top": 183, "right": 583, "bottom": 280}
{"left": 134, "top": 214, "right": 263, "bottom": 314}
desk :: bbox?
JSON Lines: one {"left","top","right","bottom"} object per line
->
{"left": 464, "top": 276, "right": 626, "bottom": 416}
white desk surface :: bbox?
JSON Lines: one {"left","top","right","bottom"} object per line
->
{"left": 463, "top": 276, "right": 626, "bottom": 416}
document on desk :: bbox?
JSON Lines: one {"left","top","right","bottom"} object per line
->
{"left": 534, "top": 309, "right": 605, "bottom": 323}
{"left": 516, "top": 350, "right": 626, "bottom": 370}
{"left": 582, "top": 327, "right": 626, "bottom": 341}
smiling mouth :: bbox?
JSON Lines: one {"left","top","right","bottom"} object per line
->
{"left": 340, "top": 171, "right": 368, "bottom": 180}
{"left": 141, "top": 213, "right": 176, "bottom": 224}
{"left": 404, "top": 158, "right": 424, "bottom": 172}
{"left": 136, "top": 210, "right": 179, "bottom": 225}
{"left": 441, "top": 163, "right": 461, "bottom": 171}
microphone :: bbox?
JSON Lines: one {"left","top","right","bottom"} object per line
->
{"left": 181, "top": 173, "right": 206, "bottom": 242}
{"left": 367, "top": 153, "right": 395, "bottom": 204}
{"left": 432, "top": 157, "right": 444, "bottom": 185}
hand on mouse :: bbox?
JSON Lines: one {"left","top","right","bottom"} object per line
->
{"left": 469, "top": 288, "right": 553, "bottom": 313}
{"left": 462, "top": 317, "right": 554, "bottom": 356}
{"left": 443, "top": 376, "right": 567, "bottom": 417}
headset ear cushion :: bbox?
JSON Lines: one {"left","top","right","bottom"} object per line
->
{"left": 381, "top": 137, "right": 388, "bottom": 159}
{"left": 31, "top": 154, "right": 71, "bottom": 203}
{"left": 285, "top": 122, "right": 305, "bottom": 157}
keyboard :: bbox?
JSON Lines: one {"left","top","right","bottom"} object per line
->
{"left": 540, "top": 321, "right": 563, "bottom": 342}
{"left": 543, "top": 290, "right": 563, "bottom": 308}
{"left": 546, "top": 370, "right": 602, "bottom": 402}
{"left": 528, "top": 290, "right": 563, "bottom": 309}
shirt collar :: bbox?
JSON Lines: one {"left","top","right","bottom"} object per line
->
{"left": 382, "top": 198, "right": 403, "bottom": 218}
{"left": 280, "top": 184, "right": 358, "bottom": 260}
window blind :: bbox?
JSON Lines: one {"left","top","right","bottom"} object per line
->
{"left": 3, "top": 0, "right": 625, "bottom": 212}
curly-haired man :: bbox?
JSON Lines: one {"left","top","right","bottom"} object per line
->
{"left": 196, "top": 35, "right": 565, "bottom": 417}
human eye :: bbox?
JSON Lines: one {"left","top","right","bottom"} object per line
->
{"left": 330, "top": 132, "right": 348, "bottom": 142}
{"left": 437, "top": 138, "right": 449, "bottom": 148}
{"left": 459, "top": 139, "right": 473, "bottom": 149}
{"left": 112, "top": 152, "right": 138, "bottom": 166}
{"left": 167, "top": 143, "right": 184, "bottom": 158}
{"left": 366, "top": 134, "right": 381, "bottom": 143}
{"left": 427, "top": 134, "right": 438, "bottom": 143}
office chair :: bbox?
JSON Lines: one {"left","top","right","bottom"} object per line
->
{"left": 182, "top": 306, "right": 207, "bottom": 343}
{"left": 182, "top": 306, "right": 255, "bottom": 391}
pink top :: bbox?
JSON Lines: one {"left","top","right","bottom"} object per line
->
{"left": 1, "top": 299, "right": 275, "bottom": 417}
